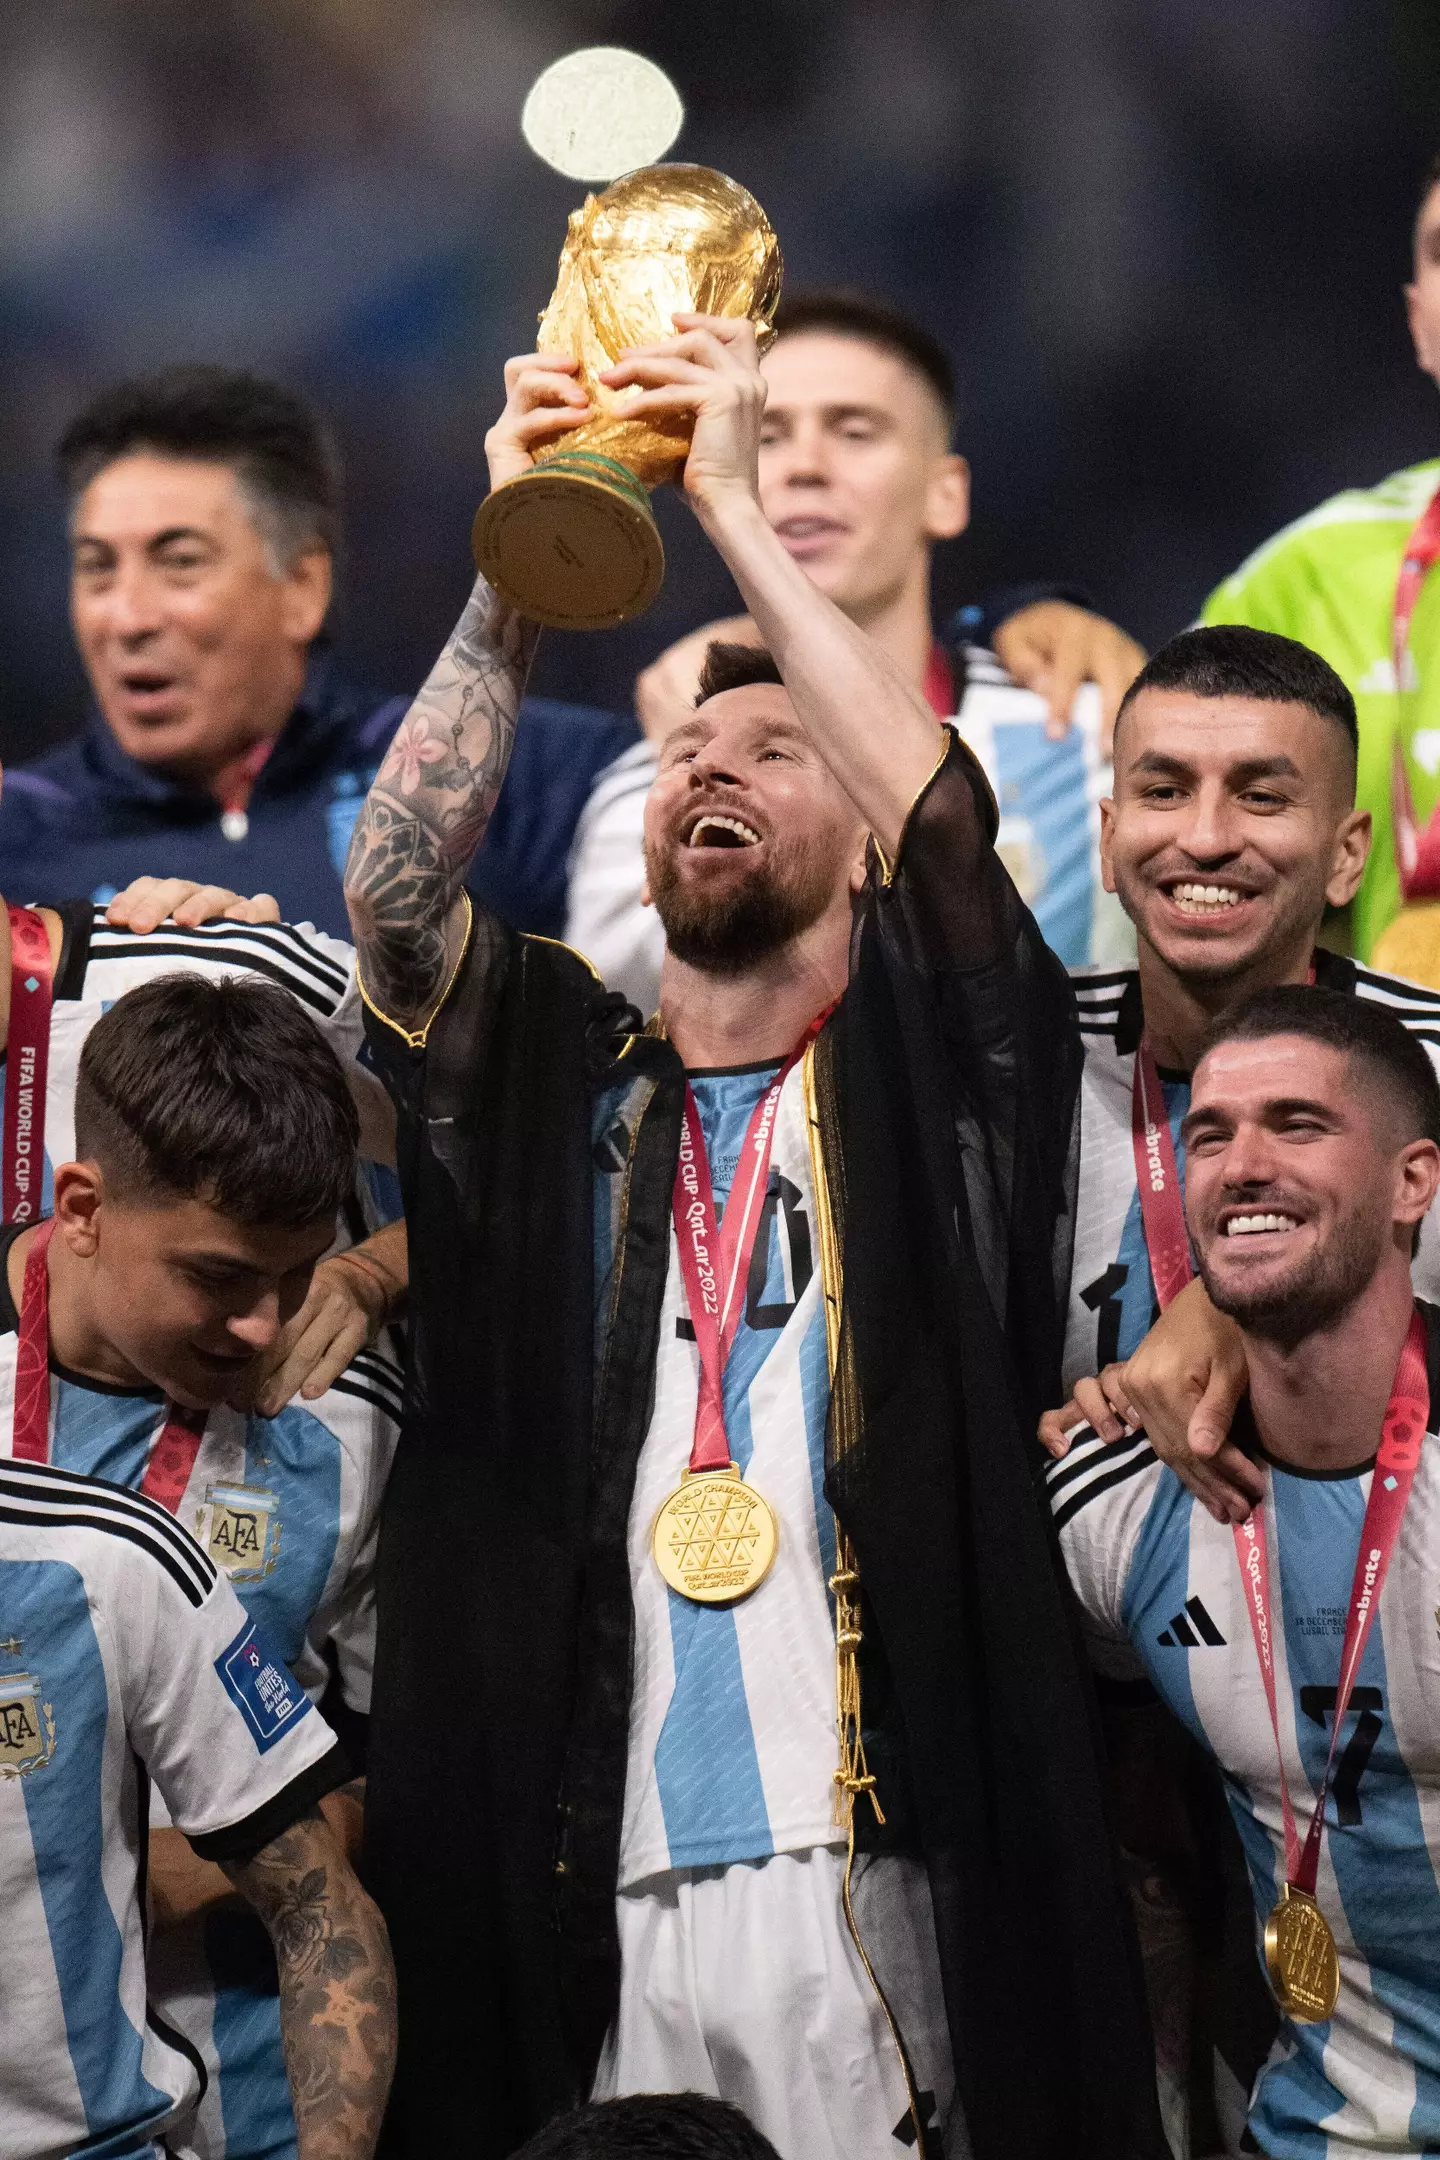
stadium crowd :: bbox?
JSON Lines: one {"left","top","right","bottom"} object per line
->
{"left": 10, "top": 147, "right": 1440, "bottom": 2160}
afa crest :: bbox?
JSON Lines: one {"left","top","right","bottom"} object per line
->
{"left": 0, "top": 1673, "right": 56, "bottom": 1777}
{"left": 196, "top": 1485, "right": 281, "bottom": 1582}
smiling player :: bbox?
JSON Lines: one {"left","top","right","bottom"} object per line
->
{"left": 1054, "top": 626, "right": 1440, "bottom": 1467}
{"left": 1049, "top": 987, "right": 1440, "bottom": 2158}
{"left": 564, "top": 291, "right": 1141, "bottom": 1012}
{"left": 0, "top": 972, "right": 403, "bottom": 2160}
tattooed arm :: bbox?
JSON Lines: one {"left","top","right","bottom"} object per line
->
{"left": 343, "top": 351, "right": 592, "bottom": 1031}
{"left": 226, "top": 1807, "right": 396, "bottom": 2160}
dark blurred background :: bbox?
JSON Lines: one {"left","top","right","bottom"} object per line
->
{"left": 4, "top": 0, "right": 1440, "bottom": 759}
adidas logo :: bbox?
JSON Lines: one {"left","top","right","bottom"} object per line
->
{"left": 1157, "top": 1595, "right": 1226, "bottom": 1649}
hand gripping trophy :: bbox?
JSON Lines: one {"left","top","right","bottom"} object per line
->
{"left": 472, "top": 164, "right": 782, "bottom": 631}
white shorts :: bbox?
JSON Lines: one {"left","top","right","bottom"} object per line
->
{"left": 593, "top": 1845, "right": 965, "bottom": 2160}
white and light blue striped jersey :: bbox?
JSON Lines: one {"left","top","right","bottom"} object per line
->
{"left": 0, "top": 1224, "right": 402, "bottom": 2160}
{"left": 1048, "top": 1363, "right": 1440, "bottom": 2160}
{"left": 0, "top": 1456, "right": 338, "bottom": 2160}
{"left": 952, "top": 648, "right": 1134, "bottom": 970}
{"left": 615, "top": 1059, "right": 840, "bottom": 1887}
{"left": 1065, "top": 957, "right": 1440, "bottom": 1394}
{"left": 9, "top": 902, "right": 399, "bottom": 1229}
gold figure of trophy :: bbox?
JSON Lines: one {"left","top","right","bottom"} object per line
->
{"left": 472, "top": 164, "right": 783, "bottom": 631}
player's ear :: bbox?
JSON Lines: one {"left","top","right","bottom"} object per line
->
{"left": 1397, "top": 1137, "right": 1440, "bottom": 1237}
{"left": 1325, "top": 807, "right": 1371, "bottom": 909}
{"left": 924, "top": 453, "right": 970, "bottom": 544}
{"left": 52, "top": 1160, "right": 105, "bottom": 1258}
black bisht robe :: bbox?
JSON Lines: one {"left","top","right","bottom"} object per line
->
{"left": 363, "top": 736, "right": 1166, "bottom": 2159}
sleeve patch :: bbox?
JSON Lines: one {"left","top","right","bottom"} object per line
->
{"left": 216, "top": 1620, "right": 313, "bottom": 1754}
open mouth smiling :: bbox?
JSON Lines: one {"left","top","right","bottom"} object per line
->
{"left": 684, "top": 811, "right": 763, "bottom": 850}
{"left": 1163, "top": 881, "right": 1254, "bottom": 918}
{"left": 1220, "top": 1211, "right": 1301, "bottom": 1237}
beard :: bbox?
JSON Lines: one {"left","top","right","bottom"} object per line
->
{"left": 1196, "top": 1203, "right": 1387, "bottom": 1351}
{"left": 646, "top": 831, "right": 840, "bottom": 976}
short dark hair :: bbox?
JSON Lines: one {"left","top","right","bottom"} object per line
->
{"left": 509, "top": 2093, "right": 783, "bottom": 2160}
{"left": 1199, "top": 985, "right": 1440, "bottom": 1148}
{"left": 772, "top": 288, "right": 956, "bottom": 426}
{"left": 57, "top": 365, "right": 341, "bottom": 565}
{"left": 695, "top": 640, "right": 785, "bottom": 704}
{"left": 1115, "top": 623, "right": 1359, "bottom": 770}
{"left": 74, "top": 974, "right": 359, "bottom": 1227}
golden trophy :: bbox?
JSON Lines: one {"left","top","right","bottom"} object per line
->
{"left": 472, "top": 164, "right": 782, "bottom": 631}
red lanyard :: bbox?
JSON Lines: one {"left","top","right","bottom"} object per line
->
{"left": 1234, "top": 1307, "right": 1428, "bottom": 1893}
{"left": 1130, "top": 1039, "right": 1193, "bottom": 1313}
{"left": 923, "top": 641, "right": 954, "bottom": 720}
{"left": 1390, "top": 482, "right": 1440, "bottom": 901}
{"left": 11, "top": 1218, "right": 207, "bottom": 1509}
{"left": 671, "top": 1015, "right": 829, "bottom": 1473}
{"left": 4, "top": 907, "right": 53, "bottom": 1227}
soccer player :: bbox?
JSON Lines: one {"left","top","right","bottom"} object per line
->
{"left": 1199, "top": 155, "right": 1440, "bottom": 969}
{"left": 0, "top": 974, "right": 403, "bottom": 2160}
{"left": 1050, "top": 986, "right": 1440, "bottom": 2157}
{"left": 1040, "top": 624, "right": 1440, "bottom": 1521}
{"left": 0, "top": 870, "right": 405, "bottom": 1416}
{"left": 563, "top": 289, "right": 1143, "bottom": 1012}
{"left": 346, "top": 325, "right": 1164, "bottom": 2160}
{"left": 0, "top": 1462, "right": 394, "bottom": 2160}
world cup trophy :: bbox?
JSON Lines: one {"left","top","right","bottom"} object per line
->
{"left": 471, "top": 164, "right": 783, "bottom": 631}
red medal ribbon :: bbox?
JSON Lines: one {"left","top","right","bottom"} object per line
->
{"left": 923, "top": 641, "right": 955, "bottom": 720}
{"left": 10, "top": 1214, "right": 207, "bottom": 1504}
{"left": 1390, "top": 481, "right": 1440, "bottom": 901}
{"left": 4, "top": 906, "right": 54, "bottom": 1226}
{"left": 671, "top": 1014, "right": 831, "bottom": 1474}
{"left": 1130, "top": 1038, "right": 1193, "bottom": 1313}
{"left": 1232, "top": 1307, "right": 1428, "bottom": 1894}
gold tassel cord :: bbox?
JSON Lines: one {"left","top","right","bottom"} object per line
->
{"left": 804, "top": 1038, "right": 921, "bottom": 2152}
{"left": 831, "top": 1537, "right": 885, "bottom": 1830}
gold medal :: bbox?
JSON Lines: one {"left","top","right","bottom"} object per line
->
{"left": 652, "top": 1465, "right": 777, "bottom": 1604}
{"left": 1264, "top": 1884, "right": 1340, "bottom": 2023}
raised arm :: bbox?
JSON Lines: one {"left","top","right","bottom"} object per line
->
{"left": 225, "top": 1807, "right": 395, "bottom": 2160}
{"left": 342, "top": 353, "right": 592, "bottom": 1031}
{"left": 600, "top": 315, "right": 946, "bottom": 858}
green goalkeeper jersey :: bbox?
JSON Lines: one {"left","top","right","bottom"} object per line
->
{"left": 1201, "top": 455, "right": 1440, "bottom": 959}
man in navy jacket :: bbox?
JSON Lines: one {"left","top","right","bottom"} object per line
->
{"left": 0, "top": 365, "right": 633, "bottom": 939}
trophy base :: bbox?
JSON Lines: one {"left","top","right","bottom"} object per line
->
{"left": 471, "top": 451, "right": 665, "bottom": 631}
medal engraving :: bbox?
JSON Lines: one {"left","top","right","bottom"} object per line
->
{"left": 652, "top": 1468, "right": 777, "bottom": 1604}
{"left": 1264, "top": 1885, "right": 1340, "bottom": 2023}
{"left": 0, "top": 1673, "right": 55, "bottom": 1777}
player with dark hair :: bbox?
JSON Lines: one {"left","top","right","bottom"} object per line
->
{"left": 0, "top": 363, "right": 634, "bottom": 941}
{"left": 347, "top": 322, "right": 1164, "bottom": 2160}
{"left": 1049, "top": 986, "right": 1440, "bottom": 2156}
{"left": 564, "top": 286, "right": 1143, "bottom": 1009}
{"left": 509, "top": 2093, "right": 782, "bottom": 2160}
{"left": 0, "top": 972, "right": 404, "bottom": 2160}
{"left": 1042, "top": 622, "right": 1440, "bottom": 1508}
{"left": 1032, "top": 623, "right": 1440, "bottom": 2146}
